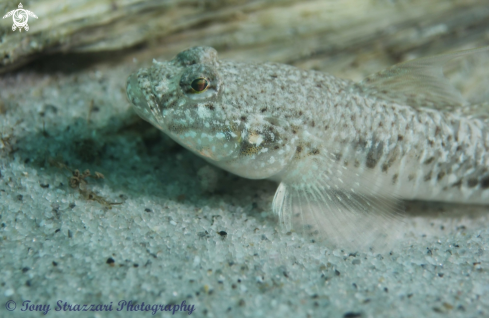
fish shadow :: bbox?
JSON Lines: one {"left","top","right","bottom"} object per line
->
{"left": 10, "top": 111, "right": 277, "bottom": 223}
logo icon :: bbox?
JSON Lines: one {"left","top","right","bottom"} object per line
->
{"left": 3, "top": 3, "right": 37, "bottom": 32}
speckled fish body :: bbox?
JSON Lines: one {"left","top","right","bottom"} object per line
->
{"left": 126, "top": 46, "right": 489, "bottom": 248}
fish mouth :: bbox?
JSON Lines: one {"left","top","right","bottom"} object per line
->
{"left": 127, "top": 72, "right": 166, "bottom": 130}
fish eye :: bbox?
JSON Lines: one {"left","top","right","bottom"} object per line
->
{"left": 179, "top": 65, "right": 220, "bottom": 100}
{"left": 190, "top": 78, "right": 209, "bottom": 93}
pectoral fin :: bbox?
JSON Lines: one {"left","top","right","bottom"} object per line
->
{"left": 272, "top": 142, "right": 405, "bottom": 252}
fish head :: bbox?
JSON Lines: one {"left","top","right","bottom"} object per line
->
{"left": 126, "top": 46, "right": 295, "bottom": 179}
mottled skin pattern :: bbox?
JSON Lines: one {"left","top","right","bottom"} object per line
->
{"left": 127, "top": 46, "right": 489, "bottom": 210}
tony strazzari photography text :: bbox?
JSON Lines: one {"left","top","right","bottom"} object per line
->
{"left": 16, "top": 300, "right": 195, "bottom": 315}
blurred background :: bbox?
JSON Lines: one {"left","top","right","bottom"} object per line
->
{"left": 1, "top": 0, "right": 489, "bottom": 80}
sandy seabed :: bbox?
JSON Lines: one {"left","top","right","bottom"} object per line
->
{"left": 0, "top": 55, "right": 488, "bottom": 318}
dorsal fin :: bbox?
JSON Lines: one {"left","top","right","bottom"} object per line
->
{"left": 353, "top": 46, "right": 489, "bottom": 111}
